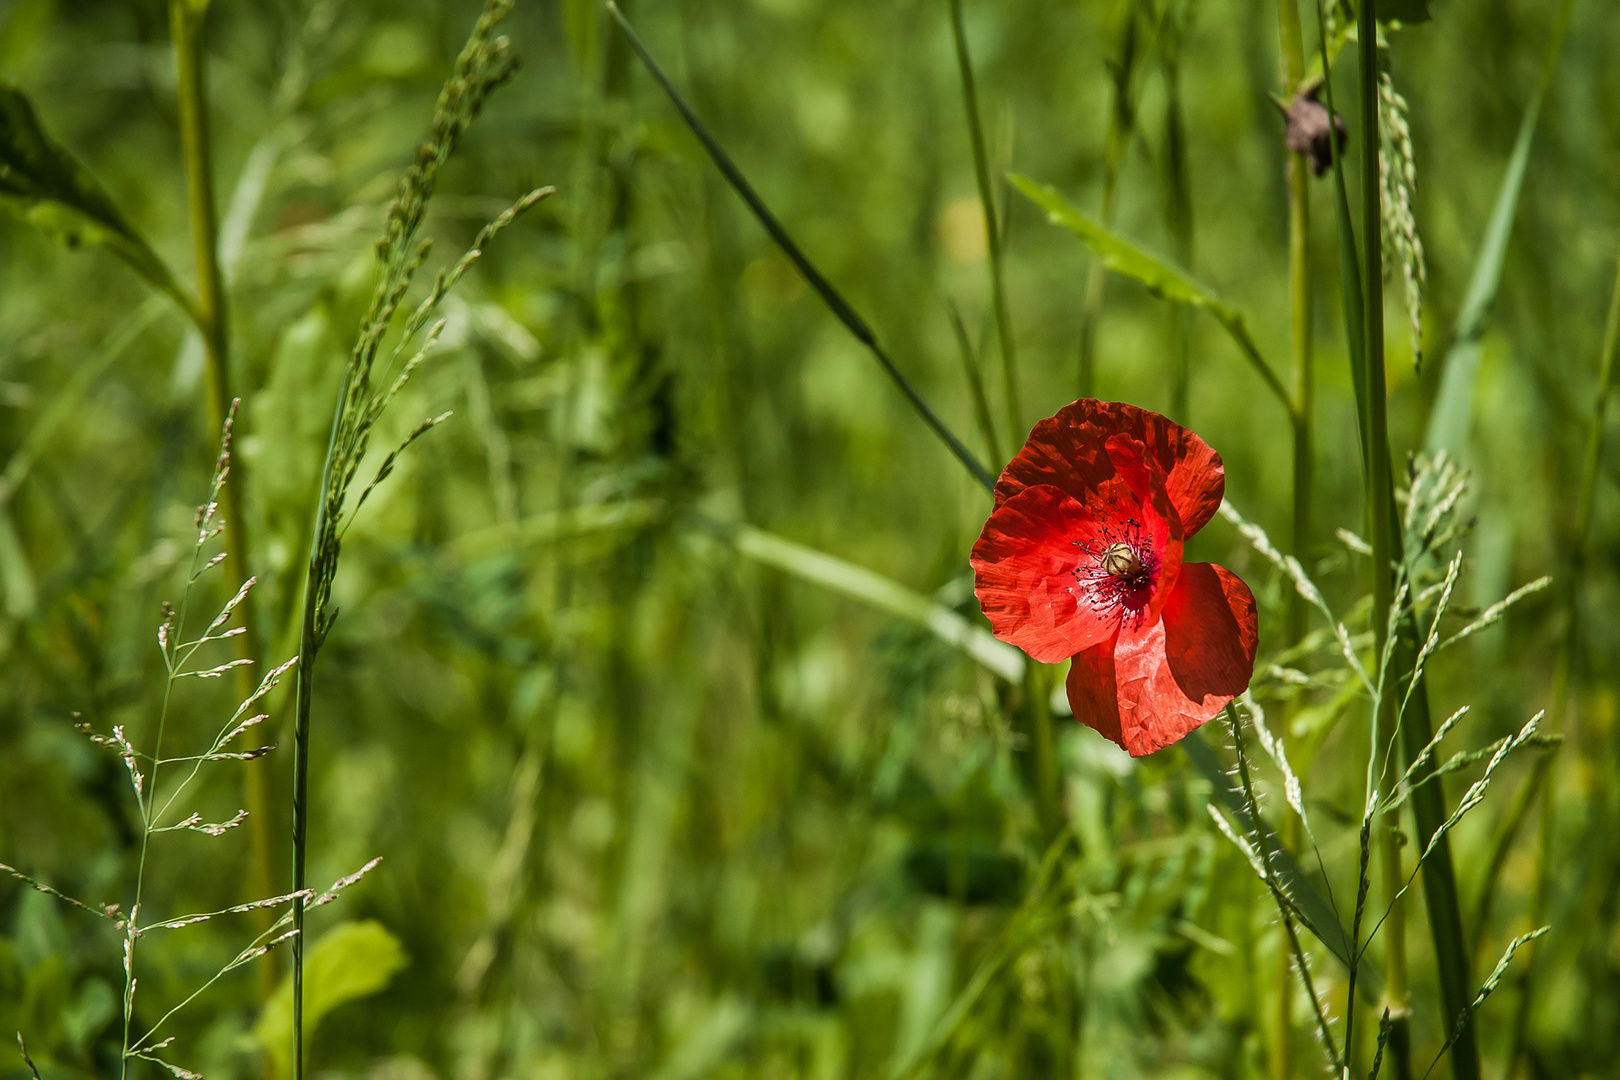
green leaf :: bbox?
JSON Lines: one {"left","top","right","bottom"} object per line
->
{"left": 1011, "top": 173, "right": 1228, "bottom": 314}
{"left": 1010, "top": 173, "right": 1291, "bottom": 411}
{"left": 254, "top": 921, "right": 407, "bottom": 1075}
{"left": 0, "top": 83, "right": 191, "bottom": 317}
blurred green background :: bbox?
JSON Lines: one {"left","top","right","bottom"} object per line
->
{"left": 1, "top": 0, "right": 1617, "bottom": 1077}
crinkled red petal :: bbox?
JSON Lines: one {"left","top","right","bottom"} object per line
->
{"left": 971, "top": 484, "right": 1132, "bottom": 663}
{"left": 996, "top": 399, "right": 1225, "bottom": 537}
{"left": 1064, "top": 562, "right": 1257, "bottom": 757}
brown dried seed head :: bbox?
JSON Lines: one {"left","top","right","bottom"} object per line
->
{"left": 1283, "top": 86, "right": 1349, "bottom": 178}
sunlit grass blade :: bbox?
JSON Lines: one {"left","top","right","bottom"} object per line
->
{"left": 724, "top": 522, "right": 1023, "bottom": 683}
{"left": 606, "top": 1, "right": 995, "bottom": 493}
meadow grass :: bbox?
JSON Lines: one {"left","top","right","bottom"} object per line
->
{"left": 1, "top": 0, "right": 1616, "bottom": 1078}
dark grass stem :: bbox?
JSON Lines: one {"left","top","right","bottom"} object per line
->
{"left": 606, "top": 2, "right": 995, "bottom": 493}
{"left": 170, "top": 0, "right": 276, "bottom": 992}
{"left": 290, "top": 6, "right": 526, "bottom": 1077}
{"left": 949, "top": 0, "right": 1021, "bottom": 449}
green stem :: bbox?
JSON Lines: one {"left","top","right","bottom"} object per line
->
{"left": 1348, "top": 8, "right": 1478, "bottom": 1076}
{"left": 1273, "top": 2, "right": 1312, "bottom": 1072}
{"left": 1353, "top": 14, "right": 1416, "bottom": 1066}
{"left": 1022, "top": 664, "right": 1060, "bottom": 840}
{"left": 1078, "top": 0, "right": 1141, "bottom": 398}
{"left": 290, "top": 365, "right": 350, "bottom": 1080}
{"left": 1161, "top": 1, "right": 1194, "bottom": 423}
{"left": 949, "top": 0, "right": 1021, "bottom": 449}
{"left": 948, "top": 301, "right": 1004, "bottom": 464}
{"left": 171, "top": 0, "right": 276, "bottom": 999}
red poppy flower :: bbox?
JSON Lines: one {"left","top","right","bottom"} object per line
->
{"left": 971, "top": 399, "right": 1258, "bottom": 756}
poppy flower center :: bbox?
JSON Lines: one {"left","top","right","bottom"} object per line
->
{"left": 1072, "top": 517, "right": 1159, "bottom": 626}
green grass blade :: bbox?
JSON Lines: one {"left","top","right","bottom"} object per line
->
{"left": 607, "top": 2, "right": 996, "bottom": 493}
{"left": 726, "top": 523, "right": 1024, "bottom": 683}
{"left": 1423, "top": 0, "right": 1576, "bottom": 457}
{"left": 1311, "top": 6, "right": 1368, "bottom": 473}
{"left": 0, "top": 82, "right": 198, "bottom": 325}
{"left": 1010, "top": 173, "right": 1293, "bottom": 413}
{"left": 1182, "top": 732, "right": 1383, "bottom": 998}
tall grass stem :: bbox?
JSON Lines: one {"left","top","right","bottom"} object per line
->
{"left": 949, "top": 0, "right": 1021, "bottom": 451}
{"left": 170, "top": 0, "right": 275, "bottom": 993}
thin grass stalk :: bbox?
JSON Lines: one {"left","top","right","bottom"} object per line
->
{"left": 1078, "top": 0, "right": 1143, "bottom": 397}
{"left": 1494, "top": 238, "right": 1620, "bottom": 1075}
{"left": 947, "top": 301, "right": 1004, "bottom": 472}
{"left": 289, "top": 366, "right": 348, "bottom": 1080}
{"left": 949, "top": 0, "right": 1021, "bottom": 448}
{"left": 946, "top": 0, "right": 1057, "bottom": 848}
{"left": 1161, "top": 0, "right": 1194, "bottom": 423}
{"left": 606, "top": 2, "right": 994, "bottom": 492}
{"left": 170, "top": 0, "right": 276, "bottom": 995}
{"left": 1273, "top": 1, "right": 1312, "bottom": 1070}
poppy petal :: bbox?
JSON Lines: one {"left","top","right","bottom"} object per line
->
{"left": 996, "top": 399, "right": 1225, "bottom": 536}
{"left": 1064, "top": 562, "right": 1257, "bottom": 756}
{"left": 1100, "top": 433, "right": 1184, "bottom": 627}
{"left": 971, "top": 484, "right": 1131, "bottom": 663}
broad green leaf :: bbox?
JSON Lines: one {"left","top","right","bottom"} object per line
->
{"left": 254, "top": 921, "right": 407, "bottom": 1075}
{"left": 1010, "top": 173, "right": 1290, "bottom": 410}
{"left": 0, "top": 83, "right": 191, "bottom": 316}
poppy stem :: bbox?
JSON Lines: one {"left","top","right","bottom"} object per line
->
{"left": 1022, "top": 664, "right": 1061, "bottom": 840}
